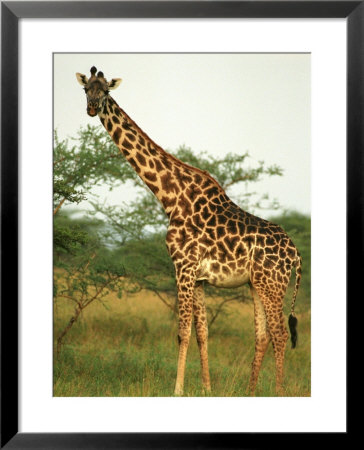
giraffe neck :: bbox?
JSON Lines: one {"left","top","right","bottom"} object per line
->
{"left": 98, "top": 96, "right": 225, "bottom": 217}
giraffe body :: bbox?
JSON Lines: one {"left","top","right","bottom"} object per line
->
{"left": 76, "top": 67, "right": 302, "bottom": 396}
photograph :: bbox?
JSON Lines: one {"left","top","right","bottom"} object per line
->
{"left": 53, "top": 53, "right": 311, "bottom": 398}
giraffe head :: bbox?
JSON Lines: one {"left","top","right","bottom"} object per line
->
{"left": 76, "top": 66, "right": 122, "bottom": 117}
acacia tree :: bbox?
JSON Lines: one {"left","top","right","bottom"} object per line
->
{"left": 54, "top": 124, "right": 284, "bottom": 346}
{"left": 54, "top": 125, "right": 132, "bottom": 353}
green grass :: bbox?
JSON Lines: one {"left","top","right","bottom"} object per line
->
{"left": 54, "top": 289, "right": 310, "bottom": 397}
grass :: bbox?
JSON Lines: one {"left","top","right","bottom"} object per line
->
{"left": 54, "top": 289, "right": 311, "bottom": 397}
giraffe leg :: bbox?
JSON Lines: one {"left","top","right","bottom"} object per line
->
{"left": 269, "top": 309, "right": 289, "bottom": 396}
{"left": 253, "top": 286, "right": 289, "bottom": 396}
{"left": 248, "top": 284, "right": 271, "bottom": 395}
{"left": 193, "top": 281, "right": 211, "bottom": 394}
{"left": 174, "top": 265, "right": 196, "bottom": 396}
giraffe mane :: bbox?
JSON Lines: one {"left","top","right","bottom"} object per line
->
{"left": 114, "top": 102, "right": 225, "bottom": 192}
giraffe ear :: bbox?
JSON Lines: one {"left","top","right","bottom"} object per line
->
{"left": 76, "top": 73, "right": 89, "bottom": 86}
{"left": 108, "top": 78, "right": 122, "bottom": 90}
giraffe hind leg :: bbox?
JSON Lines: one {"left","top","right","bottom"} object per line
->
{"left": 248, "top": 284, "right": 271, "bottom": 395}
{"left": 253, "top": 284, "right": 289, "bottom": 396}
{"left": 270, "top": 309, "right": 289, "bottom": 396}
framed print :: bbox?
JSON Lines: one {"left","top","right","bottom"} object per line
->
{"left": 1, "top": 1, "right": 358, "bottom": 448}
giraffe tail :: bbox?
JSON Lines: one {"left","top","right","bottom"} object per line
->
{"left": 288, "top": 253, "right": 302, "bottom": 349}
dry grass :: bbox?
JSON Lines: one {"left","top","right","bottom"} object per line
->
{"left": 54, "top": 288, "right": 311, "bottom": 397}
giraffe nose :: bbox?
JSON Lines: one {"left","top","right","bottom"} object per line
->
{"left": 87, "top": 101, "right": 98, "bottom": 116}
{"left": 87, "top": 106, "right": 97, "bottom": 117}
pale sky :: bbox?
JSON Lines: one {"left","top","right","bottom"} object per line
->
{"left": 54, "top": 53, "right": 310, "bottom": 217}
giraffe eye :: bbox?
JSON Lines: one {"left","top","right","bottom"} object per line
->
{"left": 84, "top": 87, "right": 88, "bottom": 93}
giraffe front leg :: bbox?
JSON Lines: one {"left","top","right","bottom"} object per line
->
{"left": 174, "top": 267, "right": 195, "bottom": 396}
{"left": 193, "top": 281, "right": 211, "bottom": 394}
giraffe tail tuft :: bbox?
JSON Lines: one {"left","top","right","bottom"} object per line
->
{"left": 289, "top": 253, "right": 302, "bottom": 349}
{"left": 288, "top": 314, "right": 298, "bottom": 349}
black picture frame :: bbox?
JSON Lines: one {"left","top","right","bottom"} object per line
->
{"left": 1, "top": 1, "right": 357, "bottom": 448}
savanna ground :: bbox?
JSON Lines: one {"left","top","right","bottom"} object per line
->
{"left": 53, "top": 286, "right": 310, "bottom": 397}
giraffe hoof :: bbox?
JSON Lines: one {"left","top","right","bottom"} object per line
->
{"left": 202, "top": 386, "right": 212, "bottom": 396}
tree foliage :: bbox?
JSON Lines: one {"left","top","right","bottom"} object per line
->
{"left": 53, "top": 125, "right": 135, "bottom": 214}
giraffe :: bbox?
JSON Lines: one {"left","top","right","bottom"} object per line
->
{"left": 76, "top": 66, "right": 302, "bottom": 396}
